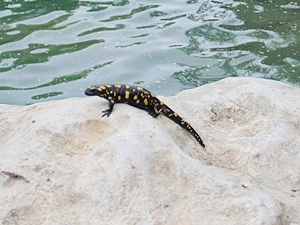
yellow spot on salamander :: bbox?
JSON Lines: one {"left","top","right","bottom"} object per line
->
{"left": 125, "top": 91, "right": 130, "bottom": 99}
{"left": 137, "top": 86, "right": 143, "bottom": 91}
{"left": 110, "top": 90, "right": 113, "bottom": 94}
{"left": 114, "top": 92, "right": 117, "bottom": 97}
{"left": 136, "top": 99, "right": 140, "bottom": 104}
{"left": 100, "top": 85, "right": 106, "bottom": 90}
{"left": 105, "top": 84, "right": 112, "bottom": 88}
{"left": 144, "top": 98, "right": 148, "bottom": 105}
{"left": 133, "top": 95, "right": 138, "bottom": 100}
{"left": 181, "top": 120, "right": 185, "bottom": 125}
{"left": 173, "top": 113, "right": 178, "bottom": 117}
{"left": 125, "top": 84, "right": 130, "bottom": 89}
{"left": 108, "top": 96, "right": 113, "bottom": 100}
{"left": 115, "top": 84, "right": 121, "bottom": 88}
{"left": 118, "top": 95, "right": 122, "bottom": 101}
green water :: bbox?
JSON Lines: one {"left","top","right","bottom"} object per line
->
{"left": 0, "top": 0, "right": 299, "bottom": 105}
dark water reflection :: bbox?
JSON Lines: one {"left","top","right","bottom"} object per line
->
{"left": 0, "top": 0, "right": 299, "bottom": 104}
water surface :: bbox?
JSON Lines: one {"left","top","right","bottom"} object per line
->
{"left": 0, "top": 0, "right": 299, "bottom": 104}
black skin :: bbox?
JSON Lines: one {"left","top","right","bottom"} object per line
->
{"left": 85, "top": 84, "right": 205, "bottom": 148}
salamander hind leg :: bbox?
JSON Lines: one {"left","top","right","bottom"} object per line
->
{"left": 147, "top": 106, "right": 160, "bottom": 118}
{"left": 148, "top": 101, "right": 165, "bottom": 118}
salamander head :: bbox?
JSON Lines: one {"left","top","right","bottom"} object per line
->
{"left": 85, "top": 85, "right": 108, "bottom": 98}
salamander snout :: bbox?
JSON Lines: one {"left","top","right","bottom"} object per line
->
{"left": 85, "top": 85, "right": 99, "bottom": 96}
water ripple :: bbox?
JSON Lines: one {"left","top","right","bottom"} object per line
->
{"left": 0, "top": 0, "right": 299, "bottom": 104}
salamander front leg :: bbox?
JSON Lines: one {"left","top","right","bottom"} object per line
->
{"left": 102, "top": 101, "right": 114, "bottom": 117}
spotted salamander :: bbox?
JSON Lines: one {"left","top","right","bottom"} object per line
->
{"left": 85, "top": 84, "right": 205, "bottom": 148}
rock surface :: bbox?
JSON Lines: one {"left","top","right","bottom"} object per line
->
{"left": 0, "top": 77, "right": 299, "bottom": 225}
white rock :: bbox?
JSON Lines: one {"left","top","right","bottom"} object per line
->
{"left": 0, "top": 77, "right": 299, "bottom": 225}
